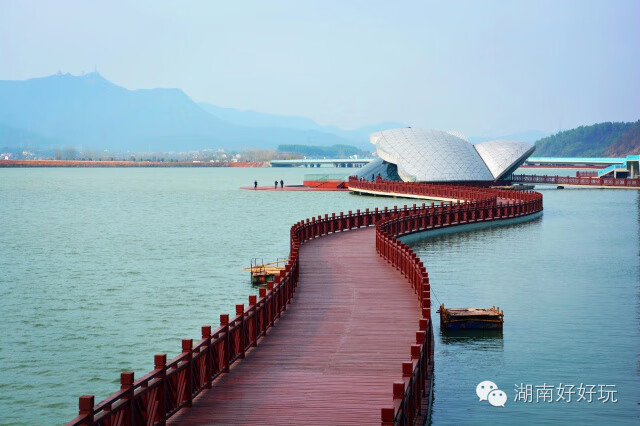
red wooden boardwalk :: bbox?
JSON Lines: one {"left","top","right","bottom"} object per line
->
{"left": 67, "top": 179, "right": 542, "bottom": 425}
{"left": 170, "top": 227, "right": 421, "bottom": 424}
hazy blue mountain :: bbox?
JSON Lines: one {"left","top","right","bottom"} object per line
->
{"left": 0, "top": 73, "right": 357, "bottom": 151}
{"left": 0, "top": 123, "right": 63, "bottom": 150}
{"left": 197, "top": 104, "right": 322, "bottom": 131}
{"left": 198, "top": 102, "right": 405, "bottom": 148}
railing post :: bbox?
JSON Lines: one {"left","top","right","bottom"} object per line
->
{"left": 422, "top": 290, "right": 430, "bottom": 308}
{"left": 120, "top": 372, "right": 135, "bottom": 425}
{"left": 220, "top": 314, "right": 230, "bottom": 372}
{"left": 182, "top": 339, "right": 193, "bottom": 407}
{"left": 78, "top": 395, "right": 94, "bottom": 425}
{"left": 201, "top": 326, "right": 212, "bottom": 389}
{"left": 249, "top": 295, "right": 258, "bottom": 346}
{"left": 154, "top": 354, "right": 167, "bottom": 423}
{"left": 259, "top": 288, "right": 267, "bottom": 336}
{"left": 411, "top": 344, "right": 425, "bottom": 397}
{"left": 394, "top": 380, "right": 405, "bottom": 398}
{"left": 267, "top": 282, "right": 275, "bottom": 326}
{"left": 236, "top": 304, "right": 246, "bottom": 358}
{"left": 381, "top": 407, "right": 395, "bottom": 426}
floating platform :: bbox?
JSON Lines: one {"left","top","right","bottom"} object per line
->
{"left": 438, "top": 304, "right": 504, "bottom": 331}
{"left": 490, "top": 184, "right": 535, "bottom": 190}
{"left": 243, "top": 259, "right": 288, "bottom": 285}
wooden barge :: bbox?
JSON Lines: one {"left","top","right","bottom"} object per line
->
{"left": 438, "top": 304, "right": 504, "bottom": 331}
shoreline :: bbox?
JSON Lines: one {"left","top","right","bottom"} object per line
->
{"left": 0, "top": 160, "right": 268, "bottom": 168}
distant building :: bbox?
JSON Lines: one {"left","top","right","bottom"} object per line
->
{"left": 355, "top": 128, "right": 534, "bottom": 183}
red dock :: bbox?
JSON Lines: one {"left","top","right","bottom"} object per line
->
{"left": 239, "top": 185, "right": 349, "bottom": 191}
{"left": 170, "top": 228, "right": 421, "bottom": 424}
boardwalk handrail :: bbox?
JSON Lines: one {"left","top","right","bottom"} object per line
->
{"left": 68, "top": 178, "right": 542, "bottom": 426}
{"left": 68, "top": 266, "right": 298, "bottom": 425}
{"left": 512, "top": 173, "right": 640, "bottom": 187}
{"left": 348, "top": 177, "right": 503, "bottom": 202}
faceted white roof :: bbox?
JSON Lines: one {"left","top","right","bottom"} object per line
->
{"left": 474, "top": 140, "right": 536, "bottom": 180}
{"left": 369, "top": 128, "right": 533, "bottom": 182}
{"left": 370, "top": 128, "right": 494, "bottom": 182}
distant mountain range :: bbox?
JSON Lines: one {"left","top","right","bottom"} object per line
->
{"left": 2, "top": 73, "right": 635, "bottom": 157}
{"left": 0, "top": 72, "right": 402, "bottom": 152}
{"left": 533, "top": 121, "right": 640, "bottom": 157}
{"left": 198, "top": 103, "right": 405, "bottom": 148}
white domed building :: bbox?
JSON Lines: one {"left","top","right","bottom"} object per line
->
{"left": 356, "top": 128, "right": 534, "bottom": 183}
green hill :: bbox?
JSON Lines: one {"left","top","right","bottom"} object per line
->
{"left": 534, "top": 121, "right": 638, "bottom": 157}
{"left": 605, "top": 121, "right": 640, "bottom": 156}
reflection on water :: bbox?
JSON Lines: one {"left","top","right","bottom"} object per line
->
{"left": 440, "top": 328, "right": 504, "bottom": 345}
{"left": 409, "top": 215, "right": 543, "bottom": 253}
{"left": 439, "top": 329, "right": 504, "bottom": 354}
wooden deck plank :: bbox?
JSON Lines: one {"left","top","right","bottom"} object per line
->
{"left": 170, "top": 227, "right": 421, "bottom": 424}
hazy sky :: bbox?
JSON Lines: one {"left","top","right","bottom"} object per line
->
{"left": 1, "top": 0, "right": 639, "bottom": 136}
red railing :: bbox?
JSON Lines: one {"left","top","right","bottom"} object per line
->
{"left": 512, "top": 174, "right": 640, "bottom": 188}
{"left": 575, "top": 170, "right": 599, "bottom": 178}
{"left": 69, "top": 262, "right": 298, "bottom": 424}
{"left": 68, "top": 178, "right": 543, "bottom": 426}
{"left": 349, "top": 177, "right": 501, "bottom": 202}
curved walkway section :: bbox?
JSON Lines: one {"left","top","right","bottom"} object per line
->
{"left": 170, "top": 228, "right": 421, "bottom": 424}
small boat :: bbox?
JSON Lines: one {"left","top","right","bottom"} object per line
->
{"left": 243, "top": 258, "right": 288, "bottom": 285}
{"left": 513, "top": 184, "right": 535, "bottom": 190}
{"left": 437, "top": 304, "right": 503, "bottom": 331}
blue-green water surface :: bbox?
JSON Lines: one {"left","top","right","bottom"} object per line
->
{"left": 0, "top": 168, "right": 638, "bottom": 425}
{"left": 409, "top": 186, "right": 639, "bottom": 425}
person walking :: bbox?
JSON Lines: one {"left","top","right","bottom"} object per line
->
{"left": 254, "top": 180, "right": 258, "bottom": 189}
{"left": 280, "top": 179, "right": 284, "bottom": 189}
{"left": 274, "top": 180, "right": 278, "bottom": 190}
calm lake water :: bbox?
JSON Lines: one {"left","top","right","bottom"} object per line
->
{"left": 0, "top": 167, "right": 638, "bottom": 425}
